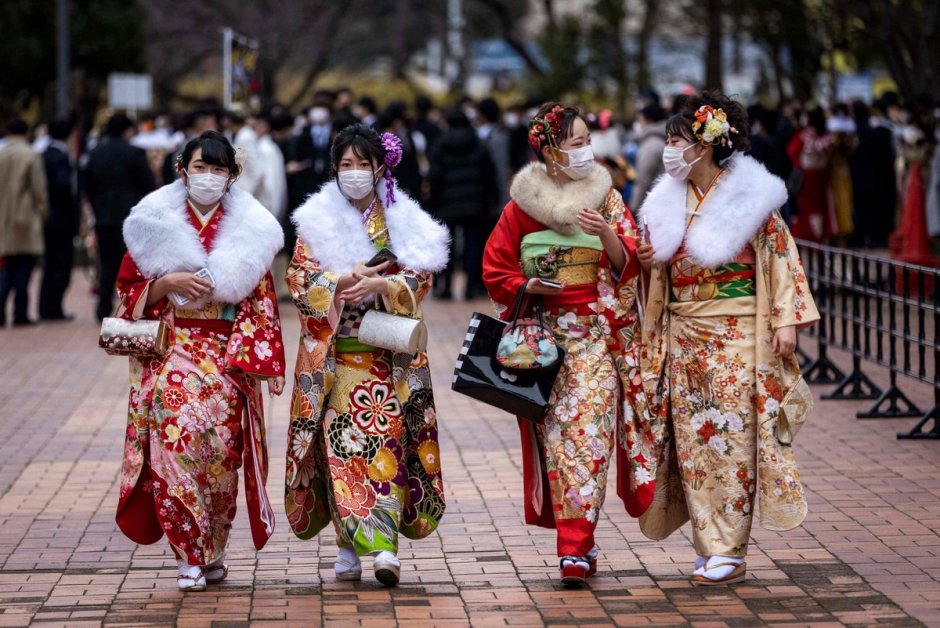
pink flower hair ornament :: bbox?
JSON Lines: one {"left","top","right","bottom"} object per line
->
{"left": 381, "top": 132, "right": 403, "bottom": 207}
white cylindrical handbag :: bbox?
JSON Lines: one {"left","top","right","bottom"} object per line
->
{"left": 357, "top": 282, "right": 428, "bottom": 355}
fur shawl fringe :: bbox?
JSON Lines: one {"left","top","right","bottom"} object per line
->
{"left": 510, "top": 162, "right": 612, "bottom": 234}
{"left": 639, "top": 153, "right": 787, "bottom": 267}
{"left": 291, "top": 178, "right": 450, "bottom": 274}
{"left": 123, "top": 180, "right": 284, "bottom": 303}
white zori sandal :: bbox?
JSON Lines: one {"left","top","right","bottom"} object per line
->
{"left": 372, "top": 551, "right": 401, "bottom": 587}
{"left": 203, "top": 552, "right": 228, "bottom": 584}
{"left": 334, "top": 547, "right": 362, "bottom": 582}
{"left": 691, "top": 555, "right": 746, "bottom": 586}
{"left": 177, "top": 560, "right": 207, "bottom": 592}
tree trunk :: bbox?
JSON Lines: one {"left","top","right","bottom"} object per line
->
{"left": 704, "top": 0, "right": 723, "bottom": 91}
{"left": 635, "top": 0, "right": 658, "bottom": 92}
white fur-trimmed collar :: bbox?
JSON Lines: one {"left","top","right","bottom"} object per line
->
{"left": 291, "top": 178, "right": 450, "bottom": 274}
{"left": 509, "top": 162, "right": 612, "bottom": 234}
{"left": 123, "top": 180, "right": 284, "bottom": 303}
{"left": 639, "top": 153, "right": 787, "bottom": 267}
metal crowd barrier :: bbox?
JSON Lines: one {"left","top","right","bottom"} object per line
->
{"left": 796, "top": 240, "right": 939, "bottom": 440}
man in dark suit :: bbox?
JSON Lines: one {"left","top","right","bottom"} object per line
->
{"left": 85, "top": 113, "right": 157, "bottom": 320}
{"left": 39, "top": 118, "right": 81, "bottom": 320}
{"left": 287, "top": 102, "right": 333, "bottom": 210}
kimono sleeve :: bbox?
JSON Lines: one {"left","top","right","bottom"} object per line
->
{"left": 114, "top": 252, "right": 165, "bottom": 321}
{"left": 607, "top": 194, "right": 641, "bottom": 285}
{"left": 225, "top": 272, "right": 286, "bottom": 377}
{"left": 285, "top": 237, "right": 344, "bottom": 342}
{"left": 758, "top": 211, "right": 820, "bottom": 330}
{"left": 482, "top": 201, "right": 529, "bottom": 314}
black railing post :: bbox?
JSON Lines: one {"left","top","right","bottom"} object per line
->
{"left": 825, "top": 253, "right": 881, "bottom": 400}
{"left": 899, "top": 274, "right": 940, "bottom": 439}
{"left": 803, "top": 246, "right": 845, "bottom": 384}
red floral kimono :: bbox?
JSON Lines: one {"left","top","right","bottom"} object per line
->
{"left": 115, "top": 181, "right": 285, "bottom": 566}
{"left": 483, "top": 162, "right": 655, "bottom": 558}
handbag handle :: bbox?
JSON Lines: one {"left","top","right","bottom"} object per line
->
{"left": 378, "top": 277, "right": 419, "bottom": 319}
{"left": 507, "top": 282, "right": 546, "bottom": 330}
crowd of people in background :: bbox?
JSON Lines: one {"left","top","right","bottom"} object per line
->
{"left": 1, "top": 86, "right": 939, "bottom": 326}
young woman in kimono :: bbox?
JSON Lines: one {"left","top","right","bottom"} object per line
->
{"left": 482, "top": 103, "right": 653, "bottom": 586}
{"left": 636, "top": 92, "right": 819, "bottom": 586}
{"left": 115, "top": 131, "right": 286, "bottom": 592}
{"left": 285, "top": 124, "right": 449, "bottom": 587}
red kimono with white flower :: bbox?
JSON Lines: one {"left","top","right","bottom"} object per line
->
{"left": 115, "top": 204, "right": 285, "bottom": 565}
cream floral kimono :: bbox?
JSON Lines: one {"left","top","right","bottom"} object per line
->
{"left": 637, "top": 154, "right": 819, "bottom": 557}
{"left": 284, "top": 179, "right": 450, "bottom": 555}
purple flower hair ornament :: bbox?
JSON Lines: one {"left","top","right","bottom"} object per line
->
{"left": 381, "top": 132, "right": 403, "bottom": 207}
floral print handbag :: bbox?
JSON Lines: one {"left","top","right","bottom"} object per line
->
{"left": 496, "top": 286, "right": 560, "bottom": 371}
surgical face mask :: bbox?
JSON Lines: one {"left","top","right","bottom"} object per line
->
{"left": 557, "top": 145, "right": 595, "bottom": 180}
{"left": 662, "top": 143, "right": 703, "bottom": 180}
{"left": 337, "top": 169, "right": 376, "bottom": 200}
{"left": 504, "top": 112, "right": 520, "bottom": 128}
{"left": 309, "top": 108, "right": 331, "bottom": 125}
{"left": 185, "top": 171, "right": 229, "bottom": 205}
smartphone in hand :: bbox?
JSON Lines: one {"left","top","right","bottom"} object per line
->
{"left": 538, "top": 278, "right": 563, "bottom": 289}
{"left": 365, "top": 248, "right": 398, "bottom": 268}
{"left": 170, "top": 268, "right": 215, "bottom": 307}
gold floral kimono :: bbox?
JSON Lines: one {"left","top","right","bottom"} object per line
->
{"left": 284, "top": 179, "right": 450, "bottom": 556}
{"left": 637, "top": 154, "right": 819, "bottom": 556}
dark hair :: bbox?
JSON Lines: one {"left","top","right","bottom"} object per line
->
{"left": 5, "top": 118, "right": 28, "bottom": 136}
{"left": 665, "top": 90, "right": 751, "bottom": 166}
{"left": 443, "top": 108, "right": 471, "bottom": 129}
{"left": 639, "top": 103, "right": 667, "bottom": 123}
{"left": 415, "top": 95, "right": 434, "bottom": 115}
{"left": 330, "top": 123, "right": 387, "bottom": 174}
{"left": 105, "top": 113, "right": 135, "bottom": 138}
{"left": 477, "top": 98, "right": 501, "bottom": 124}
{"left": 531, "top": 102, "right": 586, "bottom": 162}
{"left": 179, "top": 130, "right": 241, "bottom": 178}
{"left": 358, "top": 96, "right": 377, "bottom": 115}
{"left": 49, "top": 118, "right": 74, "bottom": 141}
{"left": 806, "top": 107, "right": 827, "bottom": 135}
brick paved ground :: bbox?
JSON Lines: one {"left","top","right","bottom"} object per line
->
{"left": 1, "top": 273, "right": 939, "bottom": 627}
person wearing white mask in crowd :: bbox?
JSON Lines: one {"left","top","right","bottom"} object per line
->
{"left": 114, "top": 130, "right": 286, "bottom": 592}
{"left": 285, "top": 123, "right": 448, "bottom": 587}
{"left": 287, "top": 102, "right": 334, "bottom": 210}
{"left": 482, "top": 103, "right": 649, "bottom": 587}
{"left": 636, "top": 91, "right": 818, "bottom": 586}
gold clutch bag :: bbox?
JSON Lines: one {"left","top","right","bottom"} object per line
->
{"left": 98, "top": 317, "right": 170, "bottom": 358}
{"left": 776, "top": 376, "right": 813, "bottom": 445}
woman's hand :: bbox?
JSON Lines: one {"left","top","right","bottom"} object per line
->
{"left": 578, "top": 208, "right": 614, "bottom": 237}
{"left": 637, "top": 242, "right": 655, "bottom": 272}
{"left": 149, "top": 272, "right": 212, "bottom": 305}
{"left": 340, "top": 276, "right": 389, "bottom": 304}
{"left": 352, "top": 260, "right": 390, "bottom": 278}
{"left": 525, "top": 278, "right": 564, "bottom": 295}
{"left": 772, "top": 325, "right": 797, "bottom": 356}
{"left": 267, "top": 376, "right": 285, "bottom": 397}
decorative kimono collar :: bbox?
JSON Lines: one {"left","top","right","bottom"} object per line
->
{"left": 123, "top": 180, "right": 284, "bottom": 303}
{"left": 291, "top": 178, "right": 450, "bottom": 274}
{"left": 639, "top": 153, "right": 787, "bottom": 267}
{"left": 510, "top": 161, "right": 612, "bottom": 235}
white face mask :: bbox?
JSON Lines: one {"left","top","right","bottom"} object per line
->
{"left": 662, "top": 143, "right": 703, "bottom": 180}
{"left": 338, "top": 169, "right": 376, "bottom": 200}
{"left": 504, "top": 112, "right": 520, "bottom": 128}
{"left": 185, "top": 171, "right": 229, "bottom": 205}
{"left": 309, "top": 108, "right": 331, "bottom": 125}
{"left": 557, "top": 145, "right": 595, "bottom": 180}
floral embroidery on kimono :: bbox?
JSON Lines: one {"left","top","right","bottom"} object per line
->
{"left": 115, "top": 183, "right": 285, "bottom": 565}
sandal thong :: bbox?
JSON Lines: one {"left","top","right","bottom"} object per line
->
{"left": 691, "top": 561, "right": 746, "bottom": 586}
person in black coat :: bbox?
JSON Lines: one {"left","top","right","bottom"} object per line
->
{"left": 85, "top": 113, "right": 157, "bottom": 320}
{"left": 427, "top": 109, "right": 499, "bottom": 300}
{"left": 39, "top": 119, "right": 81, "bottom": 320}
{"left": 288, "top": 103, "right": 334, "bottom": 211}
{"left": 850, "top": 100, "right": 897, "bottom": 248}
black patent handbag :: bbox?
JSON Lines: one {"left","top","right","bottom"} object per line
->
{"left": 451, "top": 310, "right": 566, "bottom": 421}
